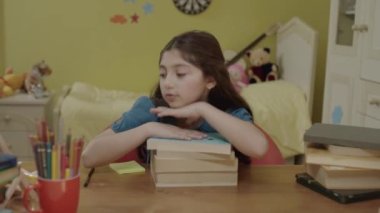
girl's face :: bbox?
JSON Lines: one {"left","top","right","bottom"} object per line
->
{"left": 159, "top": 49, "right": 215, "bottom": 108}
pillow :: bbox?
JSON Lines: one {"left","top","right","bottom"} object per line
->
{"left": 60, "top": 82, "right": 146, "bottom": 142}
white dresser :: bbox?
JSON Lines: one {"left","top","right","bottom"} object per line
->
{"left": 0, "top": 93, "right": 51, "bottom": 160}
{"left": 323, "top": 0, "right": 380, "bottom": 128}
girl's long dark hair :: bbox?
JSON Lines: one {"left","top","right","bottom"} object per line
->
{"left": 150, "top": 30, "right": 253, "bottom": 164}
{"left": 151, "top": 30, "right": 252, "bottom": 115}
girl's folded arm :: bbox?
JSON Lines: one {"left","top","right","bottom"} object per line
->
{"left": 81, "top": 123, "right": 152, "bottom": 168}
{"left": 198, "top": 103, "right": 268, "bottom": 158}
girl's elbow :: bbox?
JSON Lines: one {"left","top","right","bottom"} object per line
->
{"left": 82, "top": 151, "right": 96, "bottom": 168}
{"left": 252, "top": 137, "right": 269, "bottom": 158}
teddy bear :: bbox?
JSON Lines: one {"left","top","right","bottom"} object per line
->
{"left": 0, "top": 67, "right": 26, "bottom": 97}
{"left": 224, "top": 50, "right": 249, "bottom": 93}
{"left": 246, "top": 47, "right": 279, "bottom": 84}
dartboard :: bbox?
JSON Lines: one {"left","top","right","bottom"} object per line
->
{"left": 173, "top": 0, "right": 212, "bottom": 15}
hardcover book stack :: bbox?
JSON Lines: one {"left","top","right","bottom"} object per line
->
{"left": 0, "top": 153, "right": 18, "bottom": 188}
{"left": 303, "top": 123, "right": 380, "bottom": 190}
{"left": 147, "top": 133, "right": 238, "bottom": 187}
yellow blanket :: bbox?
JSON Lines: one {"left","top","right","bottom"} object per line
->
{"left": 241, "top": 80, "right": 312, "bottom": 158}
{"left": 60, "top": 82, "right": 145, "bottom": 142}
{"left": 59, "top": 81, "right": 311, "bottom": 158}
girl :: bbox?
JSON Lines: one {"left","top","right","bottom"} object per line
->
{"left": 82, "top": 30, "right": 268, "bottom": 168}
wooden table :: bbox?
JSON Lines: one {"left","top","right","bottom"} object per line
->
{"left": 78, "top": 165, "right": 379, "bottom": 213}
{"left": 7, "top": 164, "right": 380, "bottom": 212}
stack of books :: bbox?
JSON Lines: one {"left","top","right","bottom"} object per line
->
{"left": 303, "top": 123, "right": 380, "bottom": 190}
{"left": 0, "top": 153, "right": 18, "bottom": 187}
{"left": 147, "top": 133, "right": 238, "bottom": 187}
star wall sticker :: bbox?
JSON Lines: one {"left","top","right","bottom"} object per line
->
{"left": 131, "top": 13, "right": 139, "bottom": 23}
{"left": 109, "top": 0, "right": 154, "bottom": 26}
{"left": 143, "top": 2, "right": 154, "bottom": 14}
{"left": 123, "top": 0, "right": 136, "bottom": 4}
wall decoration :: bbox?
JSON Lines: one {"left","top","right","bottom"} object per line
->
{"left": 173, "top": 0, "right": 211, "bottom": 15}
{"left": 110, "top": 14, "right": 127, "bottom": 24}
{"left": 130, "top": 13, "right": 139, "bottom": 23}
{"left": 124, "top": 0, "right": 137, "bottom": 4}
{"left": 332, "top": 105, "right": 343, "bottom": 124}
{"left": 110, "top": 0, "right": 154, "bottom": 26}
{"left": 143, "top": 2, "right": 154, "bottom": 15}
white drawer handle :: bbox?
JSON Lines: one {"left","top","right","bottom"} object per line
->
{"left": 352, "top": 24, "right": 368, "bottom": 32}
{"left": 369, "top": 99, "right": 380, "bottom": 107}
{"left": 3, "top": 115, "right": 12, "bottom": 122}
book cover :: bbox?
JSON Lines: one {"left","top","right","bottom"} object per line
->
{"left": 152, "top": 171, "right": 238, "bottom": 187}
{"left": 296, "top": 172, "right": 380, "bottom": 204}
{"left": 306, "top": 164, "right": 380, "bottom": 190}
{"left": 327, "top": 145, "right": 380, "bottom": 157}
{"left": 147, "top": 133, "right": 232, "bottom": 155}
{"left": 152, "top": 154, "right": 238, "bottom": 173}
{"left": 0, "top": 153, "right": 17, "bottom": 171}
{"left": 304, "top": 123, "right": 380, "bottom": 149}
{"left": 305, "top": 147, "right": 380, "bottom": 170}
{"left": 0, "top": 166, "right": 19, "bottom": 186}
{"left": 155, "top": 150, "right": 236, "bottom": 160}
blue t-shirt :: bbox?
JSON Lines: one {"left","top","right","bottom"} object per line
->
{"left": 111, "top": 96, "right": 254, "bottom": 164}
{"left": 112, "top": 96, "right": 253, "bottom": 133}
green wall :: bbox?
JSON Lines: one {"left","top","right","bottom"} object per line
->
{"left": 1, "top": 0, "right": 330, "bottom": 122}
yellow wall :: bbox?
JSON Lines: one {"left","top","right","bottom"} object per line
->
{"left": 1, "top": 0, "right": 330, "bottom": 122}
{"left": 0, "top": 0, "right": 4, "bottom": 71}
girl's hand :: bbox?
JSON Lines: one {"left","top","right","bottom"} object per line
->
{"left": 145, "top": 122, "right": 207, "bottom": 140}
{"left": 150, "top": 102, "right": 204, "bottom": 128}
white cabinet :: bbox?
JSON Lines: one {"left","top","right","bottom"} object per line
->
{"left": 323, "top": 0, "right": 380, "bottom": 128}
{"left": 0, "top": 94, "right": 50, "bottom": 160}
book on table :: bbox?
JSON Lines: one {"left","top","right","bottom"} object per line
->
{"left": 152, "top": 153, "right": 238, "bottom": 173}
{"left": 327, "top": 144, "right": 380, "bottom": 157}
{"left": 295, "top": 172, "right": 380, "bottom": 204}
{"left": 0, "top": 153, "right": 18, "bottom": 171}
{"left": 305, "top": 164, "right": 380, "bottom": 190}
{"left": 305, "top": 146, "right": 380, "bottom": 170}
{"left": 303, "top": 123, "right": 380, "bottom": 170}
{"left": 0, "top": 153, "right": 19, "bottom": 187}
{"left": 0, "top": 166, "right": 19, "bottom": 187}
{"left": 147, "top": 133, "right": 232, "bottom": 155}
{"left": 303, "top": 123, "right": 380, "bottom": 149}
{"left": 147, "top": 133, "right": 238, "bottom": 187}
{"left": 155, "top": 150, "right": 236, "bottom": 160}
{"left": 298, "top": 123, "right": 380, "bottom": 202}
{"left": 150, "top": 154, "right": 238, "bottom": 187}
{"left": 151, "top": 170, "right": 238, "bottom": 187}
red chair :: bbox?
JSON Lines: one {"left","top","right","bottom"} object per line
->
{"left": 114, "top": 148, "right": 140, "bottom": 163}
{"left": 251, "top": 125, "right": 285, "bottom": 165}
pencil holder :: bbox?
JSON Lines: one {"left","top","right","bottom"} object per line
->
{"left": 22, "top": 175, "right": 80, "bottom": 213}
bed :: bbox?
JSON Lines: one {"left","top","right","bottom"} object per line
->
{"left": 52, "top": 17, "right": 318, "bottom": 161}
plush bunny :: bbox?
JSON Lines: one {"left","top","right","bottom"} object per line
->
{"left": 224, "top": 50, "right": 249, "bottom": 93}
{"left": 24, "top": 60, "right": 52, "bottom": 96}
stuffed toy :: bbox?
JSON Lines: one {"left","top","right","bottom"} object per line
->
{"left": 224, "top": 50, "right": 249, "bottom": 93}
{"left": 24, "top": 60, "right": 52, "bottom": 96}
{"left": 246, "top": 47, "right": 279, "bottom": 84}
{"left": 0, "top": 67, "right": 26, "bottom": 97}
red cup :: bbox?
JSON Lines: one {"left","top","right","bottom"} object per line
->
{"left": 23, "top": 175, "right": 80, "bottom": 213}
